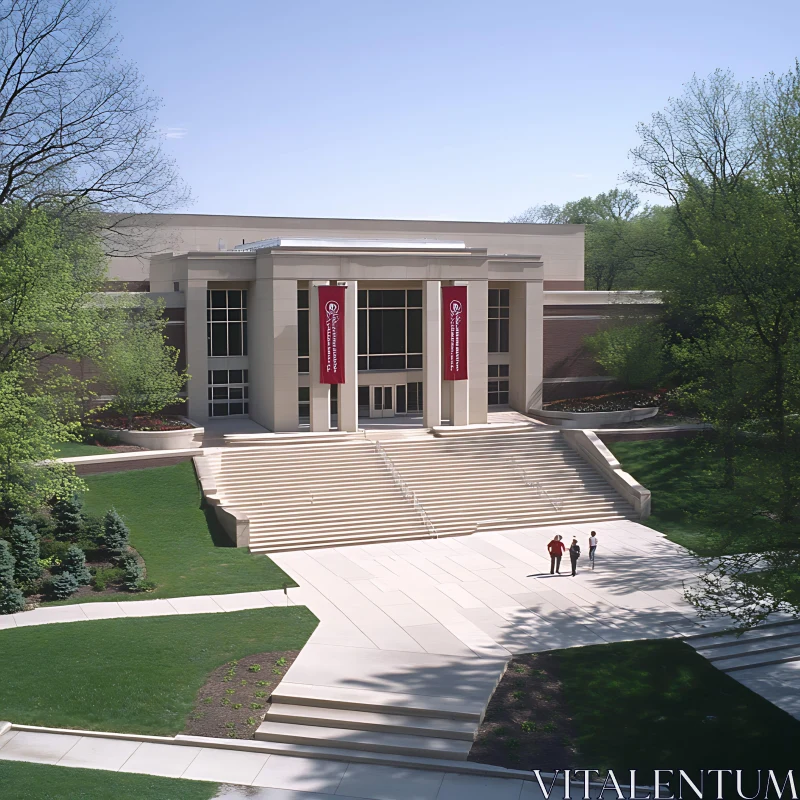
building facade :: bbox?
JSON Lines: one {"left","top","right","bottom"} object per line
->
{"left": 110, "top": 214, "right": 657, "bottom": 431}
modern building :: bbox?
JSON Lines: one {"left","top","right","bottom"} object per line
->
{"left": 108, "top": 214, "right": 657, "bottom": 432}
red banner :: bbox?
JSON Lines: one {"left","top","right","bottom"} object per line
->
{"left": 442, "top": 285, "right": 468, "bottom": 381}
{"left": 318, "top": 285, "right": 345, "bottom": 384}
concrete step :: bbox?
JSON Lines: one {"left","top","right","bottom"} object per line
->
{"left": 702, "top": 634, "right": 800, "bottom": 662}
{"left": 688, "top": 621, "right": 800, "bottom": 650}
{"left": 270, "top": 682, "right": 483, "bottom": 720}
{"left": 254, "top": 720, "right": 472, "bottom": 759}
{"left": 265, "top": 703, "right": 475, "bottom": 740}
{"left": 711, "top": 643, "right": 800, "bottom": 672}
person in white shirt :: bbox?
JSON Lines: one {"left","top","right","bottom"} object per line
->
{"left": 588, "top": 531, "right": 598, "bottom": 568}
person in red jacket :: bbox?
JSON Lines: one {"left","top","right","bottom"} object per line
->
{"left": 547, "top": 535, "right": 565, "bottom": 575}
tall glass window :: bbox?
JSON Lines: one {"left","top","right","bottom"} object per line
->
{"left": 207, "top": 290, "right": 248, "bottom": 357}
{"left": 357, "top": 289, "right": 422, "bottom": 371}
{"left": 488, "top": 364, "right": 510, "bottom": 405}
{"left": 488, "top": 289, "right": 509, "bottom": 353}
{"left": 297, "top": 289, "right": 310, "bottom": 374}
{"left": 208, "top": 369, "right": 249, "bottom": 417}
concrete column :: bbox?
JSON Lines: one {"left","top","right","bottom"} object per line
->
{"left": 309, "top": 281, "right": 331, "bottom": 432}
{"left": 185, "top": 278, "right": 208, "bottom": 423}
{"left": 467, "top": 280, "right": 489, "bottom": 425}
{"left": 249, "top": 277, "right": 299, "bottom": 432}
{"left": 510, "top": 280, "right": 544, "bottom": 413}
{"left": 422, "top": 280, "right": 442, "bottom": 428}
{"left": 338, "top": 280, "right": 359, "bottom": 432}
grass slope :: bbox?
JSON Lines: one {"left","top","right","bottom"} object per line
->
{"left": 0, "top": 762, "right": 217, "bottom": 800}
{"left": 555, "top": 639, "right": 799, "bottom": 779}
{"left": 0, "top": 607, "right": 317, "bottom": 735}
{"left": 54, "top": 442, "right": 114, "bottom": 458}
{"left": 75, "top": 461, "right": 294, "bottom": 600}
{"left": 608, "top": 437, "right": 791, "bottom": 555}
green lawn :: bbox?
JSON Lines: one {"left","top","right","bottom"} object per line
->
{"left": 0, "top": 762, "right": 217, "bottom": 800}
{"left": 608, "top": 437, "right": 797, "bottom": 556}
{"left": 556, "top": 639, "right": 798, "bottom": 785}
{"left": 54, "top": 441, "right": 114, "bottom": 458}
{"left": 70, "top": 461, "right": 294, "bottom": 601}
{"left": 0, "top": 607, "right": 316, "bottom": 734}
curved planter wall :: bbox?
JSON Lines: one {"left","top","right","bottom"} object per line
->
{"left": 113, "top": 419, "right": 203, "bottom": 450}
{"left": 530, "top": 406, "right": 659, "bottom": 429}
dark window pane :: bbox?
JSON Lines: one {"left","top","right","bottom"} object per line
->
{"left": 211, "top": 309, "right": 227, "bottom": 321}
{"left": 244, "top": 370, "right": 248, "bottom": 382}
{"left": 228, "top": 290, "right": 241, "bottom": 308}
{"left": 358, "top": 309, "right": 368, "bottom": 354}
{"left": 373, "top": 386, "right": 382, "bottom": 409}
{"left": 488, "top": 365, "right": 498, "bottom": 377}
{"left": 488, "top": 320, "right": 499, "bottom": 353}
{"left": 212, "top": 370, "right": 228, "bottom": 384}
{"left": 213, "top": 387, "right": 228, "bottom": 400}
{"left": 382, "top": 355, "right": 405, "bottom": 370}
{"left": 381, "top": 309, "right": 405, "bottom": 353}
{"left": 396, "top": 384, "right": 407, "bottom": 413}
{"left": 499, "top": 364, "right": 510, "bottom": 377}
{"left": 297, "top": 289, "right": 309, "bottom": 309}
{"left": 499, "top": 319, "right": 509, "bottom": 353}
{"left": 227, "top": 323, "right": 243, "bottom": 356}
{"left": 368, "top": 290, "right": 383, "bottom": 308}
{"left": 298, "top": 387, "right": 310, "bottom": 401}
{"left": 243, "top": 322, "right": 248, "bottom": 355}
{"left": 298, "top": 309, "right": 310, "bottom": 357}
{"left": 230, "top": 370, "right": 243, "bottom": 384}
{"left": 383, "top": 387, "right": 393, "bottom": 409}
{"left": 241, "top": 290, "right": 248, "bottom": 309}
{"left": 298, "top": 356, "right": 310, "bottom": 374}
{"left": 499, "top": 392, "right": 509, "bottom": 404}
{"left": 407, "top": 354, "right": 422, "bottom": 369}
{"left": 382, "top": 290, "right": 405, "bottom": 307}
{"left": 211, "top": 324, "right": 228, "bottom": 356}
{"left": 500, "top": 307, "right": 510, "bottom": 319}
{"left": 358, "top": 386, "right": 369, "bottom": 408}
{"left": 229, "top": 402, "right": 244, "bottom": 415}
{"left": 208, "top": 403, "right": 213, "bottom": 416}
{"left": 358, "top": 355, "right": 368, "bottom": 371}
{"left": 229, "top": 387, "right": 243, "bottom": 400}
{"left": 407, "top": 290, "right": 422, "bottom": 307}
{"left": 212, "top": 403, "right": 228, "bottom": 417}
{"left": 488, "top": 307, "right": 499, "bottom": 319}
{"left": 299, "top": 404, "right": 309, "bottom": 420}
{"left": 244, "top": 403, "right": 249, "bottom": 413}
{"left": 500, "top": 289, "right": 510, "bottom": 306}
{"left": 210, "top": 290, "right": 227, "bottom": 308}
{"left": 407, "top": 308, "right": 422, "bottom": 354}
{"left": 207, "top": 370, "right": 212, "bottom": 383}
{"left": 499, "top": 380, "right": 510, "bottom": 391}
{"left": 368, "top": 356, "right": 384, "bottom": 371}
{"left": 244, "top": 387, "right": 249, "bottom": 398}
{"left": 489, "top": 381, "right": 499, "bottom": 393}
{"left": 207, "top": 388, "right": 212, "bottom": 400}
{"left": 368, "top": 310, "right": 384, "bottom": 354}
{"left": 489, "top": 289, "right": 499, "bottom": 307}
{"left": 358, "top": 289, "right": 368, "bottom": 308}
{"left": 228, "top": 309, "right": 242, "bottom": 321}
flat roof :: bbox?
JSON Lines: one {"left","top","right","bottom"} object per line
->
{"left": 233, "top": 237, "right": 468, "bottom": 252}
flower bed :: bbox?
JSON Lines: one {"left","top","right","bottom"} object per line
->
{"left": 86, "top": 414, "right": 202, "bottom": 451}
{"left": 89, "top": 413, "right": 194, "bottom": 432}
{"left": 544, "top": 391, "right": 663, "bottom": 413}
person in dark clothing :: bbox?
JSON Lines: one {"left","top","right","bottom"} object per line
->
{"left": 547, "top": 535, "right": 565, "bottom": 574}
{"left": 569, "top": 537, "right": 581, "bottom": 576}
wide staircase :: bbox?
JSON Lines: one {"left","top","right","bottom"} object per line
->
{"left": 687, "top": 620, "right": 800, "bottom": 672}
{"left": 213, "top": 438, "right": 432, "bottom": 553}
{"left": 379, "top": 428, "right": 635, "bottom": 536}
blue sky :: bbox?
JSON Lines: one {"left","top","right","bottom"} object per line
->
{"left": 114, "top": 0, "right": 800, "bottom": 221}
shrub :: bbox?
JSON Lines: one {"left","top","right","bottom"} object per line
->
{"left": 81, "top": 427, "right": 120, "bottom": 447}
{"left": 585, "top": 321, "right": 668, "bottom": 390}
{"left": 0, "top": 583, "right": 25, "bottom": 614}
{"left": 0, "top": 539, "right": 15, "bottom": 588}
{"left": 103, "top": 508, "right": 130, "bottom": 554}
{"left": 9, "top": 525, "right": 42, "bottom": 585}
{"left": 39, "top": 539, "right": 71, "bottom": 561}
{"left": 61, "top": 545, "right": 92, "bottom": 585}
{"left": 80, "top": 514, "right": 105, "bottom": 547}
{"left": 92, "top": 565, "right": 124, "bottom": 591}
{"left": 51, "top": 494, "right": 84, "bottom": 541}
{"left": 50, "top": 572, "right": 79, "bottom": 599}
{"left": 119, "top": 553, "right": 145, "bottom": 591}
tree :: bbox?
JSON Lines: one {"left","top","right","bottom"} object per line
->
{"left": 0, "top": 0, "right": 188, "bottom": 252}
{"left": 0, "top": 538, "right": 14, "bottom": 586}
{"left": 97, "top": 301, "right": 189, "bottom": 426}
{"left": 585, "top": 321, "right": 668, "bottom": 391}
{"left": 508, "top": 203, "right": 565, "bottom": 224}
{"left": 103, "top": 507, "right": 128, "bottom": 553}
{"left": 9, "top": 522, "right": 41, "bottom": 584}
{"left": 52, "top": 493, "right": 83, "bottom": 540}
{"left": 61, "top": 544, "right": 90, "bottom": 584}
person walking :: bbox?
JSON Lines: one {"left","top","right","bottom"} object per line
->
{"left": 588, "top": 531, "right": 598, "bottom": 569}
{"left": 547, "top": 534, "right": 565, "bottom": 575}
{"left": 569, "top": 537, "right": 581, "bottom": 576}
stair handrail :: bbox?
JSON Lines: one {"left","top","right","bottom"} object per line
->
{"left": 373, "top": 441, "right": 438, "bottom": 539}
{"left": 512, "top": 460, "right": 563, "bottom": 512}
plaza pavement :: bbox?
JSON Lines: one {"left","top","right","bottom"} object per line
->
{"left": 0, "top": 519, "right": 746, "bottom": 799}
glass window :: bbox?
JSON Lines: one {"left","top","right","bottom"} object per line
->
{"left": 396, "top": 384, "right": 407, "bottom": 413}
{"left": 488, "top": 364, "right": 510, "bottom": 406}
{"left": 207, "top": 288, "right": 248, "bottom": 357}
{"left": 297, "top": 289, "right": 309, "bottom": 310}
{"left": 208, "top": 369, "right": 250, "bottom": 417}
{"left": 358, "top": 289, "right": 423, "bottom": 370}
{"left": 407, "top": 290, "right": 422, "bottom": 308}
{"left": 488, "top": 288, "right": 510, "bottom": 354}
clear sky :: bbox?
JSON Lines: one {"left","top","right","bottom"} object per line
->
{"left": 113, "top": 0, "right": 800, "bottom": 222}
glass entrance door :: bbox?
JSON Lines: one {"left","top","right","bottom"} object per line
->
{"left": 369, "top": 385, "right": 395, "bottom": 418}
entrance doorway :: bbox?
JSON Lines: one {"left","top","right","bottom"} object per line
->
{"left": 370, "top": 385, "right": 395, "bottom": 418}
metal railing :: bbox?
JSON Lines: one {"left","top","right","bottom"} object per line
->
{"left": 373, "top": 441, "right": 438, "bottom": 538}
{"left": 512, "top": 460, "right": 563, "bottom": 512}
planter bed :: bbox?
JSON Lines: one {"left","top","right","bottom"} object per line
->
{"left": 89, "top": 414, "right": 203, "bottom": 450}
{"left": 530, "top": 391, "right": 661, "bottom": 428}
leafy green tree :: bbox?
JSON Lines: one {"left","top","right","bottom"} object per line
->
{"left": 585, "top": 321, "right": 668, "bottom": 390}
{"left": 61, "top": 545, "right": 91, "bottom": 585}
{"left": 52, "top": 494, "right": 84, "bottom": 541}
{"left": 98, "top": 301, "right": 189, "bottom": 427}
{"left": 9, "top": 524, "right": 41, "bottom": 585}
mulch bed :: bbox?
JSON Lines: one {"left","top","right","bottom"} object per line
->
{"left": 89, "top": 413, "right": 193, "bottom": 432}
{"left": 183, "top": 650, "right": 301, "bottom": 740}
{"left": 468, "top": 653, "right": 580, "bottom": 770}
{"left": 544, "top": 390, "right": 663, "bottom": 413}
